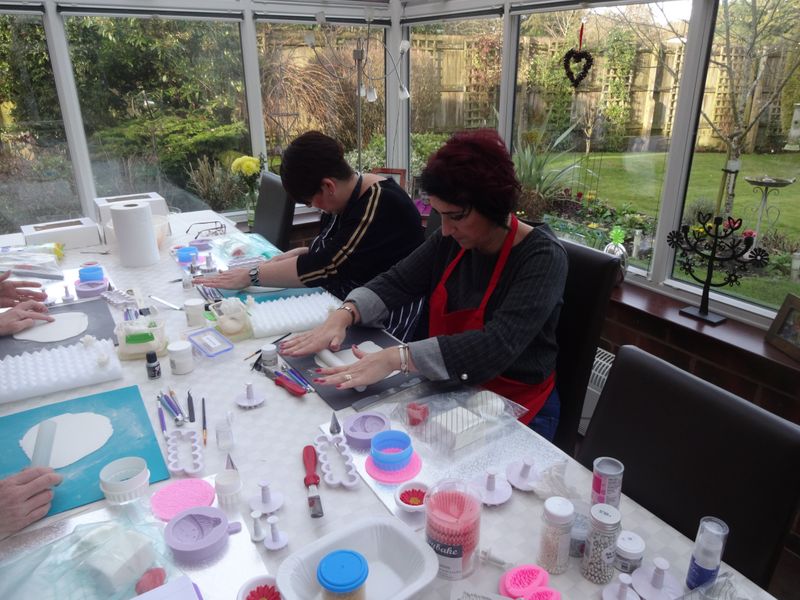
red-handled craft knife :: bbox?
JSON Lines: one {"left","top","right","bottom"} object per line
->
{"left": 302, "top": 445, "right": 324, "bottom": 518}
{"left": 263, "top": 369, "right": 306, "bottom": 397}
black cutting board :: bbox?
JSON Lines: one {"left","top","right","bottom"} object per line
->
{"left": 280, "top": 326, "right": 425, "bottom": 411}
{"left": 0, "top": 298, "right": 117, "bottom": 358}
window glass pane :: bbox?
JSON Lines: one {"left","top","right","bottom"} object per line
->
{"left": 679, "top": 1, "right": 800, "bottom": 309}
{"left": 256, "top": 22, "right": 385, "bottom": 173}
{"left": 409, "top": 18, "right": 503, "bottom": 186}
{"left": 514, "top": 2, "right": 691, "bottom": 274}
{"left": 0, "top": 13, "right": 78, "bottom": 234}
{"left": 65, "top": 16, "right": 250, "bottom": 215}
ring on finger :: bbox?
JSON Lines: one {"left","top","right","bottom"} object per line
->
{"left": 344, "top": 373, "right": 352, "bottom": 382}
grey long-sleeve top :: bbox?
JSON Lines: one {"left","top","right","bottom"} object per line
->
{"left": 346, "top": 223, "right": 567, "bottom": 386}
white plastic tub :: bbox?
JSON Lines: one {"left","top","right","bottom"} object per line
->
{"left": 276, "top": 516, "right": 438, "bottom": 600}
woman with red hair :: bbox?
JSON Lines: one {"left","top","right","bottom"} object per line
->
{"left": 282, "top": 129, "right": 567, "bottom": 437}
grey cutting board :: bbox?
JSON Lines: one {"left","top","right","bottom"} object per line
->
{"left": 0, "top": 298, "right": 117, "bottom": 358}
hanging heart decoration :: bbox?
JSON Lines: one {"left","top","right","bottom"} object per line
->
{"left": 563, "top": 48, "right": 594, "bottom": 88}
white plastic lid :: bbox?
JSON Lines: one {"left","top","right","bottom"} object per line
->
{"left": 544, "top": 496, "right": 575, "bottom": 525}
{"left": 616, "top": 530, "right": 646, "bottom": 559}
{"left": 694, "top": 517, "right": 729, "bottom": 565}
{"left": 590, "top": 503, "right": 622, "bottom": 529}
{"left": 167, "top": 340, "right": 192, "bottom": 357}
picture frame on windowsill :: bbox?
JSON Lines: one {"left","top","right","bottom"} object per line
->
{"left": 370, "top": 167, "right": 407, "bottom": 192}
{"left": 765, "top": 293, "right": 800, "bottom": 362}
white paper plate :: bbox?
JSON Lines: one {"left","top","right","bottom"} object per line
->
{"left": 276, "top": 516, "right": 438, "bottom": 599}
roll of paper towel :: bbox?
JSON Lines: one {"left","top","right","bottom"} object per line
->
{"left": 110, "top": 202, "right": 160, "bottom": 267}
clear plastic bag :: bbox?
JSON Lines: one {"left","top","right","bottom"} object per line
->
{"left": 209, "top": 231, "right": 281, "bottom": 265}
{"left": 391, "top": 387, "right": 527, "bottom": 455}
{"left": 0, "top": 251, "right": 64, "bottom": 281}
{"left": 0, "top": 519, "right": 182, "bottom": 600}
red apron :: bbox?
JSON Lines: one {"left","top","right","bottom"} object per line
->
{"left": 428, "top": 215, "right": 555, "bottom": 422}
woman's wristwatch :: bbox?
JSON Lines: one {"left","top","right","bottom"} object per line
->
{"left": 248, "top": 266, "right": 260, "bottom": 287}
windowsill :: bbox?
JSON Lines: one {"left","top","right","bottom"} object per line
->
{"left": 224, "top": 205, "right": 321, "bottom": 227}
{"left": 610, "top": 281, "right": 800, "bottom": 374}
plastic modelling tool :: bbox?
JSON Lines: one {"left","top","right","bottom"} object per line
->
{"left": 263, "top": 368, "right": 306, "bottom": 396}
{"left": 249, "top": 480, "right": 284, "bottom": 514}
{"left": 157, "top": 405, "right": 168, "bottom": 438}
{"left": 282, "top": 368, "right": 309, "bottom": 391}
{"left": 158, "top": 393, "right": 185, "bottom": 427}
{"left": 313, "top": 433, "right": 359, "bottom": 489}
{"left": 302, "top": 445, "right": 324, "bottom": 518}
{"left": 287, "top": 366, "right": 314, "bottom": 392}
{"left": 165, "top": 430, "right": 204, "bottom": 476}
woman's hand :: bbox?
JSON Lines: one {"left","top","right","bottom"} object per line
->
{"left": 0, "top": 300, "right": 54, "bottom": 336}
{"left": 312, "top": 345, "right": 400, "bottom": 389}
{"left": 280, "top": 310, "right": 352, "bottom": 356}
{"left": 0, "top": 467, "right": 62, "bottom": 537}
{"left": 193, "top": 267, "right": 250, "bottom": 290}
{"left": 0, "top": 271, "right": 47, "bottom": 307}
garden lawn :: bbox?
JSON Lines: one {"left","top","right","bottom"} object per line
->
{"left": 554, "top": 151, "right": 800, "bottom": 238}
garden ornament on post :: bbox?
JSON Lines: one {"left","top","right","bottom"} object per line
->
{"left": 603, "top": 226, "right": 628, "bottom": 285}
{"left": 667, "top": 213, "right": 769, "bottom": 325}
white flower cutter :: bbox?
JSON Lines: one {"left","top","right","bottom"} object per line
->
{"left": 314, "top": 433, "right": 359, "bottom": 489}
{"left": 165, "top": 429, "right": 204, "bottom": 476}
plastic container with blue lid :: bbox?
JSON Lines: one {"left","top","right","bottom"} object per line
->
{"left": 187, "top": 327, "right": 234, "bottom": 359}
{"left": 317, "top": 549, "right": 369, "bottom": 599}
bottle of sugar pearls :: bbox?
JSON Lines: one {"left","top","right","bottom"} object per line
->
{"left": 538, "top": 496, "right": 575, "bottom": 574}
{"left": 581, "top": 503, "right": 622, "bottom": 585}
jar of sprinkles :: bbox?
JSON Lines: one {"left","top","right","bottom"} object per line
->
{"left": 581, "top": 503, "right": 621, "bottom": 585}
{"left": 537, "top": 496, "right": 575, "bottom": 574}
{"left": 614, "top": 530, "right": 645, "bottom": 574}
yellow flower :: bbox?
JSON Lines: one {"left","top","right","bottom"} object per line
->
{"left": 231, "top": 155, "right": 260, "bottom": 177}
{"left": 588, "top": 222, "right": 600, "bottom": 229}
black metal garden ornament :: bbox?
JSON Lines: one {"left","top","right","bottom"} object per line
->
{"left": 667, "top": 213, "right": 769, "bottom": 325}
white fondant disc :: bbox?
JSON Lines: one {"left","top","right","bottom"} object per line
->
{"left": 13, "top": 312, "right": 89, "bottom": 342}
{"left": 20, "top": 412, "right": 113, "bottom": 469}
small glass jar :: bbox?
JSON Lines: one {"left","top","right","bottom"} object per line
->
{"left": 581, "top": 503, "right": 621, "bottom": 585}
{"left": 215, "top": 418, "right": 234, "bottom": 451}
{"left": 537, "top": 496, "right": 575, "bottom": 574}
{"left": 317, "top": 549, "right": 368, "bottom": 600}
{"left": 570, "top": 511, "right": 590, "bottom": 558}
{"left": 614, "top": 530, "right": 645, "bottom": 573}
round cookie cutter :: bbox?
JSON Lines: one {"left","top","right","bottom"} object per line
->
{"left": 342, "top": 411, "right": 390, "bottom": 450}
{"left": 98, "top": 456, "right": 151, "bottom": 504}
{"left": 164, "top": 506, "right": 241, "bottom": 564}
{"left": 370, "top": 430, "right": 412, "bottom": 471}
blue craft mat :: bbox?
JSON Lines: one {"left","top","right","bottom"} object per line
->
{"left": 225, "top": 286, "right": 327, "bottom": 303}
{"left": 0, "top": 385, "right": 169, "bottom": 516}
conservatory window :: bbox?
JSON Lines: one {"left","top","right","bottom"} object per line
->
{"left": 64, "top": 15, "right": 250, "bottom": 215}
{"left": 0, "top": 12, "right": 78, "bottom": 234}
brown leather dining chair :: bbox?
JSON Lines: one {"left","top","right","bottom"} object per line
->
{"left": 551, "top": 239, "right": 620, "bottom": 456}
{"left": 577, "top": 344, "right": 800, "bottom": 587}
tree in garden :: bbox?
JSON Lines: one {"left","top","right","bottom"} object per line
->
{"left": 606, "top": 0, "right": 800, "bottom": 216}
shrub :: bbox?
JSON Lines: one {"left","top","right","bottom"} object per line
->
{"left": 186, "top": 156, "right": 246, "bottom": 212}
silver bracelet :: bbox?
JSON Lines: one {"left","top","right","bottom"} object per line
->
{"left": 398, "top": 344, "right": 409, "bottom": 374}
